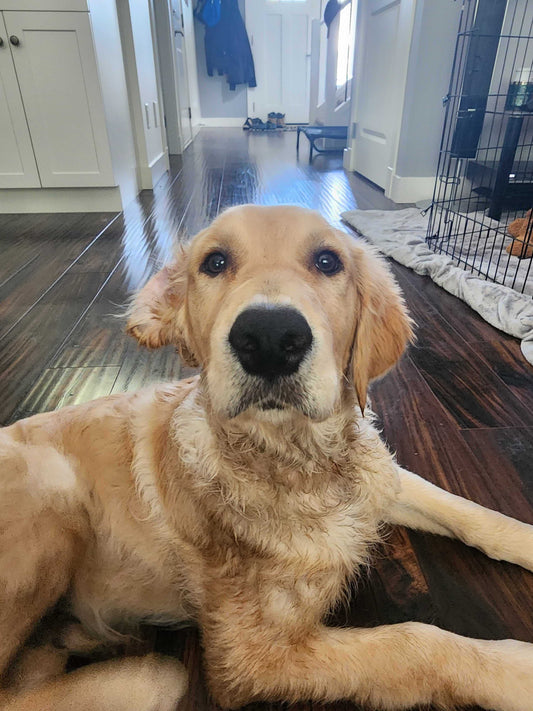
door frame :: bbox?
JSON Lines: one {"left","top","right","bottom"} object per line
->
{"left": 152, "top": 0, "right": 193, "bottom": 154}
{"left": 245, "top": 0, "right": 321, "bottom": 124}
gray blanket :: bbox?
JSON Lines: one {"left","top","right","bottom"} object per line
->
{"left": 341, "top": 208, "right": 533, "bottom": 366}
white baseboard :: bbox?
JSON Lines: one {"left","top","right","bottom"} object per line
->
{"left": 386, "top": 174, "right": 435, "bottom": 204}
{"left": 150, "top": 150, "right": 170, "bottom": 186}
{"left": 139, "top": 151, "right": 170, "bottom": 190}
{"left": 0, "top": 187, "right": 123, "bottom": 213}
{"left": 198, "top": 117, "right": 246, "bottom": 128}
{"left": 343, "top": 147, "right": 354, "bottom": 171}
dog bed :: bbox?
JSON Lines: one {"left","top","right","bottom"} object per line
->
{"left": 342, "top": 207, "right": 533, "bottom": 366}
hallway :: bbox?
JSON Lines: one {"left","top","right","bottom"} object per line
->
{"left": 1, "top": 128, "right": 532, "bottom": 711}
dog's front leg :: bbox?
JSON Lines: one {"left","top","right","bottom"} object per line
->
{"left": 384, "top": 467, "right": 533, "bottom": 571}
{"left": 203, "top": 614, "right": 533, "bottom": 711}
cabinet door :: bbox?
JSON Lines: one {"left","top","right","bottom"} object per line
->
{"left": 0, "top": 14, "right": 40, "bottom": 188}
{"left": 4, "top": 11, "right": 114, "bottom": 188}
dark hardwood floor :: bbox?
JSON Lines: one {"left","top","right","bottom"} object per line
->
{"left": 1, "top": 128, "right": 533, "bottom": 710}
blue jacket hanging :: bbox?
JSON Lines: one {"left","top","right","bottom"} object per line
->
{"left": 195, "top": 0, "right": 221, "bottom": 28}
{"left": 199, "top": 0, "right": 256, "bottom": 91}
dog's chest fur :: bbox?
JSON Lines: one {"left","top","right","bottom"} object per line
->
{"left": 167, "top": 391, "right": 400, "bottom": 617}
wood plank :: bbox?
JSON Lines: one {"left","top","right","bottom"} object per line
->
{"left": 408, "top": 530, "right": 533, "bottom": 642}
{"left": 0, "top": 212, "right": 117, "bottom": 283}
{"left": 0, "top": 214, "right": 122, "bottom": 340}
{"left": 407, "top": 338, "right": 533, "bottom": 429}
{"left": 370, "top": 526, "right": 436, "bottom": 625}
{"left": 390, "top": 260, "right": 506, "bottom": 344}
{"left": 382, "top": 261, "right": 533, "bottom": 430}
{"left": 371, "top": 357, "right": 533, "bottom": 518}
{"left": 474, "top": 337, "right": 533, "bottom": 413}
{"left": 17, "top": 365, "right": 121, "bottom": 416}
{"left": 0, "top": 271, "right": 110, "bottom": 425}
{"left": 460, "top": 427, "right": 533, "bottom": 519}
{"left": 111, "top": 346, "right": 184, "bottom": 394}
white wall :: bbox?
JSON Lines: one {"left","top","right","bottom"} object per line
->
{"left": 117, "top": 0, "right": 169, "bottom": 188}
{"left": 394, "top": 0, "right": 463, "bottom": 180}
{"left": 345, "top": 0, "right": 463, "bottom": 203}
{"left": 193, "top": 0, "right": 248, "bottom": 121}
{"left": 88, "top": 0, "right": 138, "bottom": 206}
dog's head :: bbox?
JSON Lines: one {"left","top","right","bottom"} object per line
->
{"left": 127, "top": 205, "right": 412, "bottom": 420}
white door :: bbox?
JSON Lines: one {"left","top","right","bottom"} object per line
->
{"left": 0, "top": 15, "right": 40, "bottom": 188}
{"left": 170, "top": 0, "right": 192, "bottom": 149}
{"left": 4, "top": 11, "right": 114, "bottom": 188}
{"left": 351, "top": 0, "right": 413, "bottom": 189}
{"left": 246, "top": 0, "right": 321, "bottom": 124}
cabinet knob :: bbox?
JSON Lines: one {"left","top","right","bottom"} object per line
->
{"left": 9, "top": 35, "right": 20, "bottom": 46}
{"left": 0, "top": 37, "right": 4, "bottom": 48}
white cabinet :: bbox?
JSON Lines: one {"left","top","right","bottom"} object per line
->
{"left": 0, "top": 14, "right": 40, "bottom": 188}
{"left": 0, "top": 0, "right": 169, "bottom": 212}
{"left": 0, "top": 9, "right": 114, "bottom": 189}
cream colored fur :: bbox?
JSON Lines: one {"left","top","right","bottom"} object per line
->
{"left": 1, "top": 205, "right": 533, "bottom": 711}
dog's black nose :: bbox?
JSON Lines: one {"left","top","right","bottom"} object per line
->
{"left": 229, "top": 307, "right": 313, "bottom": 378}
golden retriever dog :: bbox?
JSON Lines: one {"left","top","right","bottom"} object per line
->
{"left": 1, "top": 204, "right": 533, "bottom": 711}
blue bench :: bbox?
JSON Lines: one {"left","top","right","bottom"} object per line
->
{"left": 296, "top": 125, "right": 348, "bottom": 162}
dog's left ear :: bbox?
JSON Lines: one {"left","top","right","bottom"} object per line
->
{"left": 126, "top": 246, "right": 198, "bottom": 366}
{"left": 349, "top": 240, "right": 414, "bottom": 412}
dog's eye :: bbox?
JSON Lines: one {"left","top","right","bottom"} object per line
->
{"left": 314, "top": 250, "right": 342, "bottom": 276}
{"left": 201, "top": 251, "right": 228, "bottom": 276}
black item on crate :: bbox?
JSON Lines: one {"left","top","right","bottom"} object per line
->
{"left": 426, "top": 0, "right": 533, "bottom": 295}
{"left": 450, "top": 0, "right": 507, "bottom": 159}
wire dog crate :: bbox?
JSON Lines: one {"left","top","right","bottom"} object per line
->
{"left": 426, "top": 0, "right": 533, "bottom": 295}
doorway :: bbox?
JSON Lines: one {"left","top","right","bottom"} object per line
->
{"left": 310, "top": 0, "right": 355, "bottom": 127}
{"left": 245, "top": 0, "right": 321, "bottom": 124}
{"left": 153, "top": 0, "right": 194, "bottom": 153}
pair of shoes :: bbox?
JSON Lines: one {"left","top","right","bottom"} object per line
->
{"left": 507, "top": 208, "right": 533, "bottom": 258}
{"left": 243, "top": 117, "right": 265, "bottom": 130}
{"left": 268, "top": 112, "right": 285, "bottom": 127}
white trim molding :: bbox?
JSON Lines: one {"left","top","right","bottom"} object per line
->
{"left": 0, "top": 187, "right": 122, "bottom": 214}
{"left": 138, "top": 150, "right": 169, "bottom": 190}
{"left": 198, "top": 118, "right": 246, "bottom": 128}
{"left": 385, "top": 174, "right": 435, "bottom": 204}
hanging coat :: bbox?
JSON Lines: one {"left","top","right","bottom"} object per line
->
{"left": 202, "top": 0, "right": 256, "bottom": 90}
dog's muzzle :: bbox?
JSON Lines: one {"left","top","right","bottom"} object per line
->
{"left": 228, "top": 306, "right": 313, "bottom": 380}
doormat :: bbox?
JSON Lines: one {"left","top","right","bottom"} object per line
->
{"left": 341, "top": 207, "right": 533, "bottom": 366}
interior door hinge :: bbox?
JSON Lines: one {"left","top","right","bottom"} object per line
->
{"left": 188, "top": 107, "right": 192, "bottom": 119}
{"left": 351, "top": 122, "right": 357, "bottom": 139}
